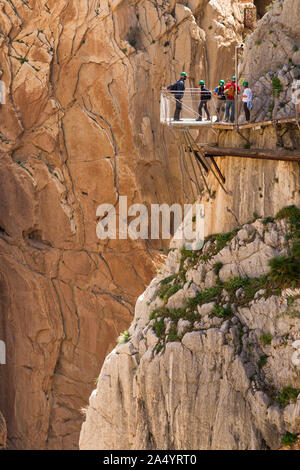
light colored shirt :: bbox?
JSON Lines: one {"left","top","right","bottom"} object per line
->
{"left": 242, "top": 88, "right": 252, "bottom": 102}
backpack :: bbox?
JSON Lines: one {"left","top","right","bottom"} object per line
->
{"left": 226, "top": 84, "right": 235, "bottom": 98}
{"left": 168, "top": 82, "right": 178, "bottom": 91}
{"left": 217, "top": 86, "right": 224, "bottom": 97}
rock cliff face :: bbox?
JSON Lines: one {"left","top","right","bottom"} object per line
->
{"left": 80, "top": 1, "right": 300, "bottom": 450}
{"left": 0, "top": 0, "right": 299, "bottom": 450}
{"left": 80, "top": 208, "right": 300, "bottom": 450}
{"left": 178, "top": 0, "right": 300, "bottom": 236}
{"left": 240, "top": 0, "right": 300, "bottom": 123}
{"left": 0, "top": 0, "right": 245, "bottom": 449}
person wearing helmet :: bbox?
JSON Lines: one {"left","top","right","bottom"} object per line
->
{"left": 241, "top": 80, "right": 252, "bottom": 123}
{"left": 213, "top": 79, "right": 226, "bottom": 122}
{"left": 196, "top": 80, "right": 211, "bottom": 121}
{"left": 224, "top": 76, "right": 240, "bottom": 123}
{"left": 167, "top": 72, "right": 187, "bottom": 121}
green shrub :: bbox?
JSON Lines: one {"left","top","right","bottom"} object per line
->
{"left": 160, "top": 275, "right": 176, "bottom": 286}
{"left": 262, "top": 216, "right": 274, "bottom": 225}
{"left": 272, "top": 77, "right": 283, "bottom": 98}
{"left": 153, "top": 318, "right": 165, "bottom": 338}
{"left": 154, "top": 343, "right": 164, "bottom": 353}
{"left": 268, "top": 253, "right": 300, "bottom": 288}
{"left": 211, "top": 304, "right": 232, "bottom": 318}
{"left": 225, "top": 277, "right": 248, "bottom": 291}
{"left": 275, "top": 205, "right": 300, "bottom": 232}
{"left": 215, "top": 232, "right": 235, "bottom": 252}
{"left": 167, "top": 324, "right": 180, "bottom": 342}
{"left": 259, "top": 333, "right": 272, "bottom": 345}
{"left": 201, "top": 231, "right": 237, "bottom": 261}
{"left": 117, "top": 330, "right": 130, "bottom": 344}
{"left": 281, "top": 432, "right": 299, "bottom": 447}
{"left": 178, "top": 248, "right": 200, "bottom": 277}
{"left": 213, "top": 262, "right": 223, "bottom": 276}
{"left": 258, "top": 354, "right": 268, "bottom": 369}
{"left": 158, "top": 283, "right": 182, "bottom": 302}
{"left": 277, "top": 387, "right": 300, "bottom": 408}
{"left": 187, "top": 285, "right": 221, "bottom": 309}
{"left": 221, "top": 275, "right": 276, "bottom": 306}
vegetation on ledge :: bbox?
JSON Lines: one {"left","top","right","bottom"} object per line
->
{"left": 150, "top": 206, "right": 300, "bottom": 352}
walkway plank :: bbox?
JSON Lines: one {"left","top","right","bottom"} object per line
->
{"left": 168, "top": 116, "right": 299, "bottom": 130}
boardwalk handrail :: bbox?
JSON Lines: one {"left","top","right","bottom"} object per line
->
{"left": 160, "top": 88, "right": 221, "bottom": 124}
{"left": 160, "top": 89, "right": 299, "bottom": 129}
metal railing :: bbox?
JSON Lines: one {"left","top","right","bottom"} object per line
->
{"left": 160, "top": 89, "right": 227, "bottom": 124}
{"left": 160, "top": 88, "right": 300, "bottom": 128}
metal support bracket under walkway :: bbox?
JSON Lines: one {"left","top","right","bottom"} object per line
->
{"left": 161, "top": 90, "right": 300, "bottom": 195}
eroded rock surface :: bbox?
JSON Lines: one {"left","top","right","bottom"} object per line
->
{"left": 240, "top": 0, "right": 300, "bottom": 122}
{"left": 80, "top": 213, "right": 300, "bottom": 450}
{"left": 0, "top": 0, "right": 299, "bottom": 451}
{"left": 0, "top": 0, "right": 244, "bottom": 449}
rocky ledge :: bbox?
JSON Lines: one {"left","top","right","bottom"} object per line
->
{"left": 80, "top": 206, "right": 300, "bottom": 450}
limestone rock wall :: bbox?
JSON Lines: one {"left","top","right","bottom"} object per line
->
{"left": 239, "top": 0, "right": 300, "bottom": 122}
{"left": 80, "top": 1, "right": 300, "bottom": 450}
{"left": 192, "top": 124, "right": 300, "bottom": 236}
{"left": 80, "top": 214, "right": 300, "bottom": 450}
{"left": 185, "top": 0, "right": 300, "bottom": 236}
{"left": 0, "top": 0, "right": 243, "bottom": 449}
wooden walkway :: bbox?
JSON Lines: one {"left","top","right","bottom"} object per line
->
{"left": 177, "top": 119, "right": 300, "bottom": 197}
{"left": 170, "top": 116, "right": 299, "bottom": 130}
{"left": 175, "top": 116, "right": 300, "bottom": 163}
{"left": 170, "top": 112, "right": 300, "bottom": 195}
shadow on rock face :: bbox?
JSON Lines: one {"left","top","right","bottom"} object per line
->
{"left": 0, "top": 411, "right": 7, "bottom": 449}
{"left": 254, "top": 0, "right": 273, "bottom": 18}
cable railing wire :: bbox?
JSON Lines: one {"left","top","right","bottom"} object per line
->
{"left": 160, "top": 89, "right": 226, "bottom": 123}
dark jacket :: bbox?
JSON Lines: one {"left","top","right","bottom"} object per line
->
{"left": 167, "top": 78, "right": 185, "bottom": 100}
{"left": 200, "top": 86, "right": 211, "bottom": 102}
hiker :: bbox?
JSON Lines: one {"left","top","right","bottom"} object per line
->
{"left": 213, "top": 80, "right": 226, "bottom": 122}
{"left": 241, "top": 81, "right": 253, "bottom": 123}
{"left": 167, "top": 72, "right": 187, "bottom": 121}
{"left": 224, "top": 76, "right": 240, "bottom": 123}
{"left": 196, "top": 80, "right": 211, "bottom": 121}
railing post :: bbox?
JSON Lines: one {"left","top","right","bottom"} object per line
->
{"left": 0, "top": 340, "right": 5, "bottom": 365}
{"left": 235, "top": 46, "right": 238, "bottom": 126}
{"left": 235, "top": 43, "right": 245, "bottom": 127}
{"left": 235, "top": 44, "right": 244, "bottom": 127}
